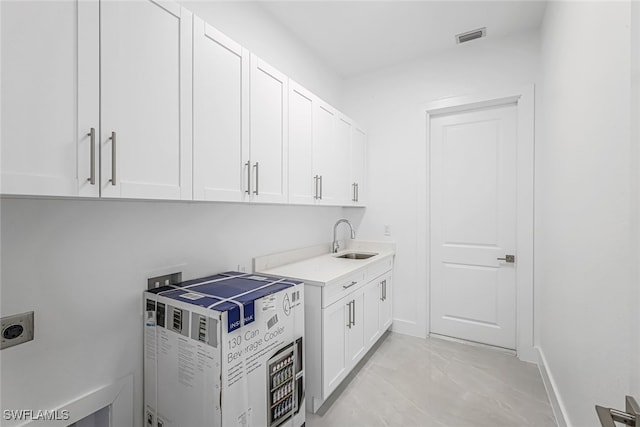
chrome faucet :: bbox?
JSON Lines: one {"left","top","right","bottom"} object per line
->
{"left": 332, "top": 219, "right": 356, "bottom": 253}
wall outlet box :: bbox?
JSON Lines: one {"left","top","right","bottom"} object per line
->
{"left": 1, "top": 311, "right": 34, "bottom": 350}
{"left": 148, "top": 271, "right": 183, "bottom": 290}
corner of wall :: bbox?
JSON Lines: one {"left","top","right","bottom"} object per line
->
{"left": 536, "top": 347, "right": 570, "bottom": 427}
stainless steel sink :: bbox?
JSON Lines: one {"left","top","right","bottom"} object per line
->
{"left": 335, "top": 252, "right": 378, "bottom": 260}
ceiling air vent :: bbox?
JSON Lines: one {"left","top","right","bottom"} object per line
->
{"left": 456, "top": 27, "right": 486, "bottom": 44}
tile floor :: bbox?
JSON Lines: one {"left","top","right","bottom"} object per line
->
{"left": 306, "top": 332, "right": 556, "bottom": 427}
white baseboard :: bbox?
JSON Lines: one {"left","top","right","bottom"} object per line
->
{"left": 517, "top": 344, "right": 538, "bottom": 364}
{"left": 390, "top": 318, "right": 426, "bottom": 338}
{"left": 536, "top": 347, "right": 570, "bottom": 427}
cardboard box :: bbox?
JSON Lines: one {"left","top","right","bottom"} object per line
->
{"left": 144, "top": 272, "right": 305, "bottom": 427}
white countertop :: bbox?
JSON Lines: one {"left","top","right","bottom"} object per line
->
{"left": 255, "top": 241, "right": 395, "bottom": 285}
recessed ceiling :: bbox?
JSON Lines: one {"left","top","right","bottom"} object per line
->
{"left": 260, "top": 1, "right": 547, "bottom": 78}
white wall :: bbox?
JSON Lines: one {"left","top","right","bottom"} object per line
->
{"left": 0, "top": 3, "right": 348, "bottom": 426}
{"left": 179, "top": 1, "right": 344, "bottom": 109}
{"left": 632, "top": 0, "right": 640, "bottom": 401}
{"left": 0, "top": 199, "right": 348, "bottom": 426}
{"left": 537, "top": 2, "right": 636, "bottom": 426}
{"left": 341, "top": 30, "right": 541, "bottom": 338}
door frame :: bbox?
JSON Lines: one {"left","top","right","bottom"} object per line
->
{"left": 422, "top": 85, "right": 535, "bottom": 362}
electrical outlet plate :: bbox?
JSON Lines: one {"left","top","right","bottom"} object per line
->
{"left": 147, "top": 271, "right": 183, "bottom": 290}
{"left": 1, "top": 311, "right": 34, "bottom": 350}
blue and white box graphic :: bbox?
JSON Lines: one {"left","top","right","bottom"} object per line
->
{"left": 144, "top": 272, "right": 305, "bottom": 427}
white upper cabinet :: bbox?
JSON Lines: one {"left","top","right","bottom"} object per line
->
{"left": 350, "top": 127, "right": 367, "bottom": 206}
{"left": 333, "top": 114, "right": 354, "bottom": 205}
{"left": 288, "top": 82, "right": 316, "bottom": 204}
{"left": 1, "top": 0, "right": 99, "bottom": 197}
{"left": 2, "top": 0, "right": 192, "bottom": 200}
{"left": 288, "top": 85, "right": 367, "bottom": 207}
{"left": 100, "top": 0, "right": 192, "bottom": 200}
{"left": 313, "top": 101, "right": 338, "bottom": 205}
{"left": 249, "top": 55, "right": 288, "bottom": 203}
{"left": 193, "top": 17, "right": 249, "bottom": 202}
{"left": 313, "top": 104, "right": 355, "bottom": 206}
{"left": 2, "top": 1, "right": 364, "bottom": 206}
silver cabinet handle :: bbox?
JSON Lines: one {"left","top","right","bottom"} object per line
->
{"left": 346, "top": 301, "right": 352, "bottom": 328}
{"left": 352, "top": 299, "right": 356, "bottom": 326}
{"left": 497, "top": 255, "right": 515, "bottom": 263}
{"left": 352, "top": 183, "right": 356, "bottom": 202}
{"left": 356, "top": 183, "right": 359, "bottom": 202}
{"left": 109, "top": 131, "right": 116, "bottom": 186}
{"left": 314, "top": 175, "right": 319, "bottom": 199}
{"left": 383, "top": 279, "right": 387, "bottom": 301}
{"left": 343, "top": 281, "right": 357, "bottom": 289}
{"left": 253, "top": 162, "right": 259, "bottom": 195}
{"left": 319, "top": 175, "right": 323, "bottom": 199}
{"left": 245, "top": 161, "right": 251, "bottom": 194}
{"left": 87, "top": 128, "right": 96, "bottom": 185}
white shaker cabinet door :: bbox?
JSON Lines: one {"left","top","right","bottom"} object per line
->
{"left": 345, "top": 291, "right": 366, "bottom": 367}
{"left": 363, "top": 279, "right": 381, "bottom": 349}
{"left": 332, "top": 114, "right": 353, "bottom": 206}
{"left": 379, "top": 272, "right": 393, "bottom": 331}
{"left": 1, "top": 0, "right": 99, "bottom": 197}
{"left": 288, "top": 81, "right": 316, "bottom": 205}
{"left": 351, "top": 127, "right": 367, "bottom": 206}
{"left": 312, "top": 102, "right": 336, "bottom": 205}
{"left": 100, "top": 0, "right": 192, "bottom": 200}
{"left": 321, "top": 299, "right": 348, "bottom": 398}
{"left": 249, "top": 55, "right": 288, "bottom": 203}
{"left": 193, "top": 17, "right": 248, "bottom": 202}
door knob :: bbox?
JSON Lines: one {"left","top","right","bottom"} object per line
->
{"left": 596, "top": 395, "right": 639, "bottom": 427}
{"left": 497, "top": 255, "right": 515, "bottom": 263}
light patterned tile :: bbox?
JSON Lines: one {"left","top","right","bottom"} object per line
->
{"left": 306, "top": 333, "right": 556, "bottom": 427}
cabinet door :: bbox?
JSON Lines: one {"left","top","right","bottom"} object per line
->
{"left": 363, "top": 279, "right": 381, "bottom": 349}
{"left": 249, "top": 55, "right": 288, "bottom": 203}
{"left": 332, "top": 115, "right": 353, "bottom": 205}
{"left": 101, "top": 0, "right": 192, "bottom": 200}
{"left": 380, "top": 273, "right": 393, "bottom": 331}
{"left": 312, "top": 102, "right": 336, "bottom": 204}
{"left": 351, "top": 127, "right": 367, "bottom": 206}
{"left": 346, "top": 292, "right": 365, "bottom": 368}
{"left": 193, "top": 18, "right": 248, "bottom": 202}
{"left": 322, "top": 299, "right": 348, "bottom": 398}
{"left": 288, "top": 81, "right": 316, "bottom": 204}
{"left": 1, "top": 0, "right": 99, "bottom": 197}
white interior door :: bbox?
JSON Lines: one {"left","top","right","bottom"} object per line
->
{"left": 430, "top": 103, "right": 517, "bottom": 349}
{"left": 101, "top": 0, "right": 192, "bottom": 200}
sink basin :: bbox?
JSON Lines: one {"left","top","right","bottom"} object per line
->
{"left": 335, "top": 252, "right": 378, "bottom": 260}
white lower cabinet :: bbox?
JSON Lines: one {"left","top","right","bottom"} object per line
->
{"left": 363, "top": 278, "right": 382, "bottom": 348}
{"left": 379, "top": 272, "right": 393, "bottom": 331}
{"left": 305, "top": 260, "right": 393, "bottom": 413}
{"left": 345, "top": 291, "right": 366, "bottom": 369}
{"left": 321, "top": 298, "right": 348, "bottom": 396}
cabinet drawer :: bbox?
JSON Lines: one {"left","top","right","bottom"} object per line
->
{"left": 322, "top": 270, "right": 366, "bottom": 308}
{"left": 367, "top": 256, "right": 393, "bottom": 280}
